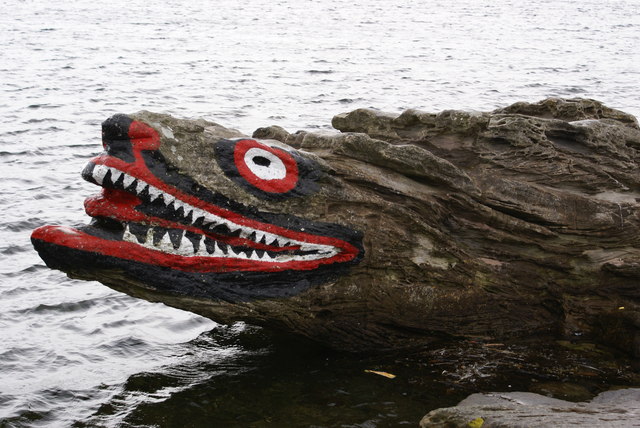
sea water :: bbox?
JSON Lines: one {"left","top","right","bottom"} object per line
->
{"left": 1, "top": 0, "right": 639, "bottom": 426}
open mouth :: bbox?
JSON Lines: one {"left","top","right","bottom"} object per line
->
{"left": 78, "top": 162, "right": 347, "bottom": 271}
{"left": 32, "top": 115, "right": 362, "bottom": 276}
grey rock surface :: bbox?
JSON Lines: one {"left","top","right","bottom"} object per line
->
{"left": 420, "top": 388, "right": 640, "bottom": 427}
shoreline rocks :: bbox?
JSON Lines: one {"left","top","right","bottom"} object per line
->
{"left": 32, "top": 98, "right": 640, "bottom": 357}
{"left": 420, "top": 388, "right": 640, "bottom": 427}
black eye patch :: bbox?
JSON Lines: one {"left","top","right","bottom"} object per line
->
{"left": 215, "top": 138, "right": 322, "bottom": 200}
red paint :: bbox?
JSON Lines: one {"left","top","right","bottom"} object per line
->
{"left": 84, "top": 189, "right": 299, "bottom": 252}
{"left": 128, "top": 120, "right": 162, "bottom": 150}
{"left": 32, "top": 225, "right": 355, "bottom": 273}
{"left": 233, "top": 139, "right": 298, "bottom": 193}
{"left": 34, "top": 120, "right": 361, "bottom": 273}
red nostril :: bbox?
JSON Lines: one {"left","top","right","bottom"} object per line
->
{"left": 128, "top": 121, "right": 161, "bottom": 151}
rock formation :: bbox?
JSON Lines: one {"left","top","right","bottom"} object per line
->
{"left": 420, "top": 388, "right": 640, "bottom": 427}
{"left": 32, "top": 98, "right": 640, "bottom": 354}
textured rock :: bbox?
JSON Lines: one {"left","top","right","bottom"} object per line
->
{"left": 32, "top": 98, "right": 640, "bottom": 354}
{"left": 420, "top": 388, "right": 640, "bottom": 428}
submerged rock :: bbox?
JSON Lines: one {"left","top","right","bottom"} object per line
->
{"left": 31, "top": 98, "right": 640, "bottom": 354}
{"left": 420, "top": 388, "right": 640, "bottom": 427}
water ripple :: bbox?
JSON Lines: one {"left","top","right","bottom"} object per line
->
{"left": 1, "top": 0, "right": 639, "bottom": 425}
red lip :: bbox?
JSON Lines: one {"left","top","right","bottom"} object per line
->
{"left": 32, "top": 225, "right": 348, "bottom": 273}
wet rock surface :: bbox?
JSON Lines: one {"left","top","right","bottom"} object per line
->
{"left": 420, "top": 388, "right": 640, "bottom": 428}
{"left": 34, "top": 98, "right": 640, "bottom": 358}
{"left": 250, "top": 98, "right": 640, "bottom": 354}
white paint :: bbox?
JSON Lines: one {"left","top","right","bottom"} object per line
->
{"left": 122, "top": 219, "right": 337, "bottom": 262}
{"left": 92, "top": 164, "right": 109, "bottom": 185}
{"left": 95, "top": 164, "right": 339, "bottom": 261}
{"left": 243, "top": 147, "right": 287, "bottom": 180}
{"left": 9, "top": 0, "right": 640, "bottom": 421}
{"left": 122, "top": 173, "right": 135, "bottom": 188}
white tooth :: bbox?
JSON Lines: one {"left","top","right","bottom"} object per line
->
{"left": 145, "top": 227, "right": 153, "bottom": 245}
{"left": 193, "top": 235, "right": 209, "bottom": 256}
{"left": 196, "top": 238, "right": 209, "bottom": 256}
{"left": 159, "top": 232, "right": 173, "bottom": 249}
{"left": 202, "top": 214, "right": 217, "bottom": 226}
{"left": 254, "top": 231, "right": 265, "bottom": 243}
{"left": 192, "top": 208, "right": 206, "bottom": 223}
{"left": 213, "top": 242, "right": 226, "bottom": 257}
{"left": 177, "top": 236, "right": 191, "bottom": 255}
{"left": 122, "top": 174, "right": 135, "bottom": 188}
{"left": 249, "top": 251, "right": 261, "bottom": 261}
{"left": 276, "top": 239, "right": 289, "bottom": 247}
{"left": 277, "top": 254, "right": 294, "bottom": 262}
{"left": 239, "top": 229, "right": 252, "bottom": 240}
{"left": 227, "top": 247, "right": 240, "bottom": 258}
{"left": 148, "top": 186, "right": 162, "bottom": 202}
{"left": 206, "top": 212, "right": 225, "bottom": 225}
{"left": 110, "top": 168, "right": 123, "bottom": 183}
{"left": 92, "top": 164, "right": 109, "bottom": 185}
{"left": 261, "top": 251, "right": 274, "bottom": 262}
{"left": 225, "top": 221, "right": 240, "bottom": 233}
{"left": 237, "top": 250, "right": 249, "bottom": 259}
{"left": 136, "top": 181, "right": 148, "bottom": 194}
{"left": 163, "top": 193, "right": 175, "bottom": 205}
{"left": 122, "top": 224, "right": 135, "bottom": 243}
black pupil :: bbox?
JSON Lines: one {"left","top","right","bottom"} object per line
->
{"left": 252, "top": 156, "right": 271, "bottom": 167}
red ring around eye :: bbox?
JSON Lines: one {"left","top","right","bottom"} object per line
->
{"left": 233, "top": 139, "right": 299, "bottom": 193}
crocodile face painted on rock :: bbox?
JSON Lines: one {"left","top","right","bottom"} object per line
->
{"left": 30, "top": 100, "right": 640, "bottom": 354}
{"left": 32, "top": 113, "right": 363, "bottom": 302}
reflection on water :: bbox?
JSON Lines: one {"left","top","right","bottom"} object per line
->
{"left": 75, "top": 326, "right": 640, "bottom": 428}
{"left": 0, "top": 326, "right": 618, "bottom": 427}
{"left": 77, "top": 325, "right": 458, "bottom": 428}
{"left": 1, "top": 0, "right": 639, "bottom": 426}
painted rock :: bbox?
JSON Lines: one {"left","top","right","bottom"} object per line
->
{"left": 31, "top": 98, "right": 640, "bottom": 353}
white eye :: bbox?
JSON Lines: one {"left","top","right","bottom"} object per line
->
{"left": 226, "top": 138, "right": 299, "bottom": 194}
{"left": 243, "top": 147, "right": 287, "bottom": 180}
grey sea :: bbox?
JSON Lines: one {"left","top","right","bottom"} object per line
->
{"left": 1, "top": 0, "right": 639, "bottom": 426}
